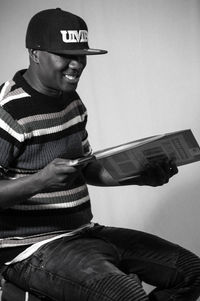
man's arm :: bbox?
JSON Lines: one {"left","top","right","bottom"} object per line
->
{"left": 0, "top": 174, "right": 44, "bottom": 209}
{"left": 83, "top": 158, "right": 178, "bottom": 187}
{"left": 0, "top": 158, "right": 79, "bottom": 210}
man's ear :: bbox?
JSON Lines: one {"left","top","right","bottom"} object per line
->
{"left": 28, "top": 49, "right": 40, "bottom": 63}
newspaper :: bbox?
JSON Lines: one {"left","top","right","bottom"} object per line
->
{"left": 73, "top": 129, "right": 200, "bottom": 181}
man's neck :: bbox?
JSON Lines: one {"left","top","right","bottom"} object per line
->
{"left": 23, "top": 69, "right": 62, "bottom": 98}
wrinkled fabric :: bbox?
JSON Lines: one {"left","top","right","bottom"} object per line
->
{"left": 2, "top": 224, "right": 200, "bottom": 301}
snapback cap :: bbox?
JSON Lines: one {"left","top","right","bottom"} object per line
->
{"left": 26, "top": 8, "right": 108, "bottom": 55}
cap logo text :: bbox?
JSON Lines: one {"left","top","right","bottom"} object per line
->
{"left": 60, "top": 30, "right": 88, "bottom": 43}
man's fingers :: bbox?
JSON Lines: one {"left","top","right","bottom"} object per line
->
{"left": 141, "top": 164, "right": 166, "bottom": 186}
{"left": 161, "top": 160, "right": 171, "bottom": 174}
{"left": 153, "top": 163, "right": 169, "bottom": 184}
{"left": 52, "top": 159, "right": 80, "bottom": 173}
{"left": 54, "top": 158, "right": 77, "bottom": 165}
{"left": 140, "top": 158, "right": 178, "bottom": 187}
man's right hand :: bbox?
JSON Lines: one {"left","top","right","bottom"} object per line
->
{"left": 37, "top": 158, "right": 80, "bottom": 191}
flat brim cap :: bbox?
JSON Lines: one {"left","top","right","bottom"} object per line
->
{"left": 26, "top": 8, "right": 108, "bottom": 55}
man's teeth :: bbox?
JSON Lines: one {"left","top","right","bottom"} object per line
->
{"left": 64, "top": 74, "right": 77, "bottom": 80}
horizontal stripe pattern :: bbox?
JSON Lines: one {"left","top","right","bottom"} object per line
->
{"left": 18, "top": 99, "right": 82, "bottom": 125}
{"left": 12, "top": 195, "right": 90, "bottom": 210}
{"left": 1, "top": 91, "right": 30, "bottom": 106}
{"left": 2, "top": 129, "right": 91, "bottom": 170}
{"left": 0, "top": 203, "right": 93, "bottom": 242}
{"left": 23, "top": 113, "right": 87, "bottom": 139}
{"left": 0, "top": 101, "right": 87, "bottom": 142}
{"left": 13, "top": 184, "right": 90, "bottom": 207}
{"left": 31, "top": 185, "right": 88, "bottom": 199}
{"left": 0, "top": 70, "right": 93, "bottom": 240}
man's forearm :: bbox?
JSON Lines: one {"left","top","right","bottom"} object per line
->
{"left": 0, "top": 158, "right": 80, "bottom": 210}
{"left": 83, "top": 158, "right": 178, "bottom": 187}
{"left": 0, "top": 173, "right": 43, "bottom": 209}
{"left": 84, "top": 163, "right": 119, "bottom": 186}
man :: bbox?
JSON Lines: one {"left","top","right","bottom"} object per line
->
{"left": 0, "top": 8, "right": 200, "bottom": 301}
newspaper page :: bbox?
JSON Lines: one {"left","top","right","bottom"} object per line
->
{"left": 94, "top": 129, "right": 200, "bottom": 181}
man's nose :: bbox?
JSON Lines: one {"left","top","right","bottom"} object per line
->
{"left": 69, "top": 60, "right": 81, "bottom": 69}
{"left": 69, "top": 56, "right": 86, "bottom": 69}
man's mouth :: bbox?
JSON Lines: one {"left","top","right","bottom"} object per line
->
{"left": 63, "top": 73, "right": 80, "bottom": 83}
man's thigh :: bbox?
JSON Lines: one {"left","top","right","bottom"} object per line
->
{"left": 2, "top": 235, "right": 125, "bottom": 299}
{"left": 94, "top": 226, "right": 183, "bottom": 284}
{"left": 33, "top": 235, "right": 123, "bottom": 281}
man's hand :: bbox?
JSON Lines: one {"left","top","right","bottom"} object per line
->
{"left": 139, "top": 159, "right": 178, "bottom": 186}
{"left": 36, "top": 158, "right": 80, "bottom": 192}
{"left": 118, "top": 159, "right": 178, "bottom": 187}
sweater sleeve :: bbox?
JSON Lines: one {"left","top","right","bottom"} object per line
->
{"left": 0, "top": 106, "right": 24, "bottom": 168}
{"left": 76, "top": 94, "right": 93, "bottom": 157}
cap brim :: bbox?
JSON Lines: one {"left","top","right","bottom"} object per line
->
{"left": 49, "top": 48, "right": 108, "bottom": 56}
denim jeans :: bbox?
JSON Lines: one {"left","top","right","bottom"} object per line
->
{"left": 2, "top": 224, "right": 200, "bottom": 301}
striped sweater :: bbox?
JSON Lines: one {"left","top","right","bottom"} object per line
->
{"left": 0, "top": 70, "right": 93, "bottom": 246}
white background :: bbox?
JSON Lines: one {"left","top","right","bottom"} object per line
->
{"left": 0, "top": 0, "right": 200, "bottom": 295}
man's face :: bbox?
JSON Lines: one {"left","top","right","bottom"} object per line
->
{"left": 36, "top": 51, "right": 87, "bottom": 95}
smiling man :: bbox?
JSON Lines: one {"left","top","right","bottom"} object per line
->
{"left": 0, "top": 8, "right": 200, "bottom": 301}
{"left": 24, "top": 51, "right": 87, "bottom": 95}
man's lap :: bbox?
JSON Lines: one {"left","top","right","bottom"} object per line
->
{"left": 2, "top": 224, "right": 200, "bottom": 299}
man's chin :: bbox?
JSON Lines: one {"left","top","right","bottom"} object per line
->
{"left": 61, "top": 82, "right": 78, "bottom": 92}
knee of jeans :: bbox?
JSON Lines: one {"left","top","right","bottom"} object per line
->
{"left": 176, "top": 248, "right": 200, "bottom": 289}
{"left": 86, "top": 273, "right": 148, "bottom": 301}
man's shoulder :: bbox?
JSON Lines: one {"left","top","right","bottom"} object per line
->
{"left": 0, "top": 71, "right": 31, "bottom": 120}
{"left": 0, "top": 72, "right": 30, "bottom": 106}
{"left": 0, "top": 80, "right": 25, "bottom": 138}
{"left": 0, "top": 79, "right": 17, "bottom": 101}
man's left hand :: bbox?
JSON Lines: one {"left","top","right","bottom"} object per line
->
{"left": 118, "top": 159, "right": 178, "bottom": 187}
{"left": 139, "top": 159, "right": 178, "bottom": 186}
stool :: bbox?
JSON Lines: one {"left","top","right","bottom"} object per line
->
{"left": 1, "top": 279, "right": 48, "bottom": 301}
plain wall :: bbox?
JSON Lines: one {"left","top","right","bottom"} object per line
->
{"left": 1, "top": 0, "right": 200, "bottom": 265}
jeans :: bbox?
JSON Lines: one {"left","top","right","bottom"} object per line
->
{"left": 2, "top": 224, "right": 200, "bottom": 301}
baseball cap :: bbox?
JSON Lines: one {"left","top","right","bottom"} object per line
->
{"left": 26, "top": 8, "right": 108, "bottom": 56}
